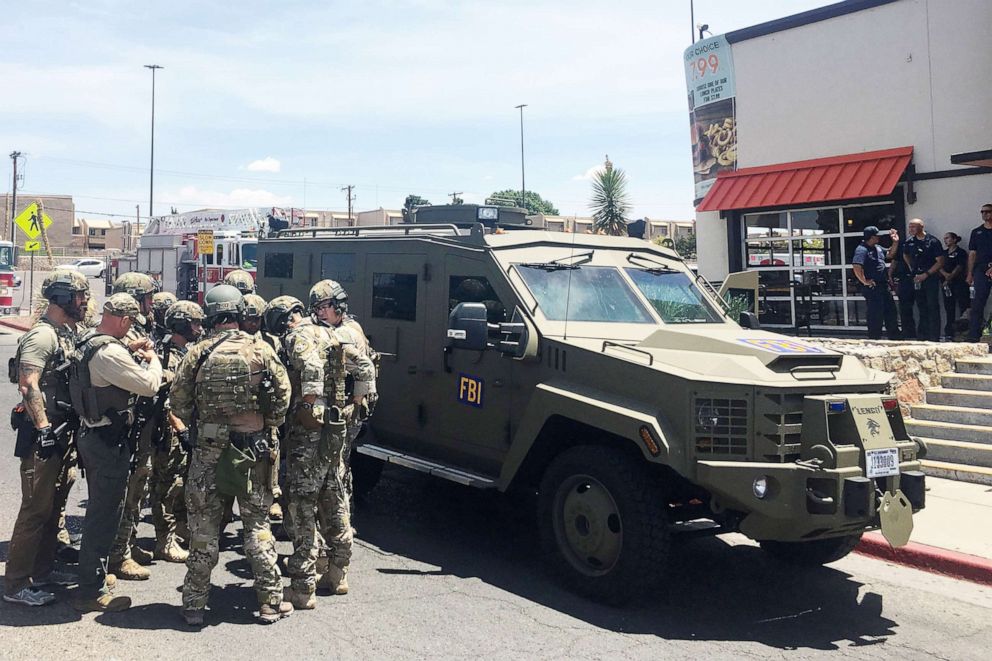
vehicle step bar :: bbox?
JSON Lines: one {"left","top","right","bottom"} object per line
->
{"left": 357, "top": 444, "right": 498, "bottom": 489}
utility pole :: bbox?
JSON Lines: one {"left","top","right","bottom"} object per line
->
{"left": 448, "top": 191, "right": 463, "bottom": 204}
{"left": 342, "top": 185, "right": 355, "bottom": 226}
{"left": 514, "top": 104, "right": 527, "bottom": 210}
{"left": 135, "top": 204, "right": 140, "bottom": 252}
{"left": 144, "top": 64, "right": 164, "bottom": 219}
{"left": 9, "top": 151, "right": 22, "bottom": 242}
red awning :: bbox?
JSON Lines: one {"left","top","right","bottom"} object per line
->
{"left": 697, "top": 146, "right": 913, "bottom": 212}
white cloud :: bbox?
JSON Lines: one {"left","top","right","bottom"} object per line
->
{"left": 171, "top": 185, "right": 293, "bottom": 208}
{"left": 244, "top": 157, "right": 281, "bottom": 173}
{"left": 572, "top": 164, "right": 605, "bottom": 181}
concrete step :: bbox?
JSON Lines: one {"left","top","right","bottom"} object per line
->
{"left": 926, "top": 387, "right": 992, "bottom": 410}
{"left": 904, "top": 418, "right": 992, "bottom": 444}
{"left": 921, "top": 459, "right": 992, "bottom": 487}
{"left": 939, "top": 373, "right": 992, "bottom": 392}
{"left": 955, "top": 357, "right": 992, "bottom": 375}
{"left": 919, "top": 437, "right": 992, "bottom": 468}
{"left": 911, "top": 403, "right": 992, "bottom": 427}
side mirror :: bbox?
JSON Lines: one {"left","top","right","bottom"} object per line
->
{"left": 447, "top": 302, "right": 489, "bottom": 351}
{"left": 497, "top": 306, "right": 539, "bottom": 360}
{"left": 739, "top": 311, "right": 761, "bottom": 329}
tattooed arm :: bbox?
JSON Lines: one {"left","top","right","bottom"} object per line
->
{"left": 19, "top": 366, "right": 49, "bottom": 429}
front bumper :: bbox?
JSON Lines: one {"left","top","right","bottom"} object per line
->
{"left": 695, "top": 457, "right": 925, "bottom": 542}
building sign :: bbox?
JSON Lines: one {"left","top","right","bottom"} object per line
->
{"left": 685, "top": 35, "right": 737, "bottom": 202}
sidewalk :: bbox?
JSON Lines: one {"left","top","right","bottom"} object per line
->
{"left": 856, "top": 475, "right": 992, "bottom": 585}
{"left": 0, "top": 314, "right": 34, "bottom": 333}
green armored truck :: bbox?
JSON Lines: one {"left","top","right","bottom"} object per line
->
{"left": 256, "top": 204, "right": 926, "bottom": 603}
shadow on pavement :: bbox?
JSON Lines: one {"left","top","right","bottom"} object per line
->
{"left": 95, "top": 583, "right": 259, "bottom": 630}
{"left": 356, "top": 468, "right": 896, "bottom": 652}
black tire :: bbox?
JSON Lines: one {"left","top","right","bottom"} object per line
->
{"left": 538, "top": 445, "right": 671, "bottom": 605}
{"left": 759, "top": 533, "right": 863, "bottom": 567}
{"left": 351, "top": 450, "right": 384, "bottom": 500}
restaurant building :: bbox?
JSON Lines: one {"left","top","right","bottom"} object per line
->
{"left": 690, "top": 0, "right": 992, "bottom": 331}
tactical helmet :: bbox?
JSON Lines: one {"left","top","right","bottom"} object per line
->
{"left": 164, "top": 300, "right": 205, "bottom": 329}
{"left": 309, "top": 279, "right": 348, "bottom": 314}
{"left": 112, "top": 272, "right": 157, "bottom": 299}
{"left": 203, "top": 284, "right": 245, "bottom": 322}
{"left": 42, "top": 269, "right": 90, "bottom": 307}
{"left": 242, "top": 293, "right": 266, "bottom": 318}
{"left": 223, "top": 269, "right": 256, "bottom": 295}
{"left": 104, "top": 293, "right": 141, "bottom": 319}
{"left": 152, "top": 291, "right": 178, "bottom": 314}
{"left": 264, "top": 295, "right": 305, "bottom": 336}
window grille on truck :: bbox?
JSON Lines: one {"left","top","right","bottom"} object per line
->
{"left": 694, "top": 398, "right": 748, "bottom": 455}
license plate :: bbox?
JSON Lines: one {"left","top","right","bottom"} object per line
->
{"left": 866, "top": 448, "right": 900, "bottom": 478}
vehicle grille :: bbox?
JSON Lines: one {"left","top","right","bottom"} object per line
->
{"left": 755, "top": 392, "right": 805, "bottom": 461}
{"left": 693, "top": 398, "right": 748, "bottom": 455}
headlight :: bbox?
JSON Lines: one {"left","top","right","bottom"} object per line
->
{"left": 753, "top": 476, "right": 769, "bottom": 499}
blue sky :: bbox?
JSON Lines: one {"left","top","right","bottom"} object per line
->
{"left": 1, "top": 0, "right": 830, "bottom": 223}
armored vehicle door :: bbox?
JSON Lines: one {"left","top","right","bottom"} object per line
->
{"left": 429, "top": 254, "right": 514, "bottom": 475}
{"left": 364, "top": 252, "right": 429, "bottom": 444}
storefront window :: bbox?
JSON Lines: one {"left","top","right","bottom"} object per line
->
{"left": 744, "top": 212, "right": 787, "bottom": 238}
{"left": 743, "top": 201, "right": 900, "bottom": 329}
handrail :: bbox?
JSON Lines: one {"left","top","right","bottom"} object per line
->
{"left": 275, "top": 223, "right": 463, "bottom": 239}
{"left": 601, "top": 340, "right": 654, "bottom": 366}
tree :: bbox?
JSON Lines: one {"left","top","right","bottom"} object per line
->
{"left": 403, "top": 194, "right": 431, "bottom": 212}
{"left": 674, "top": 232, "right": 697, "bottom": 260}
{"left": 486, "top": 189, "right": 559, "bottom": 215}
{"left": 590, "top": 156, "right": 630, "bottom": 236}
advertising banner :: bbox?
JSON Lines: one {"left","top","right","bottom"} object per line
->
{"left": 685, "top": 35, "right": 737, "bottom": 202}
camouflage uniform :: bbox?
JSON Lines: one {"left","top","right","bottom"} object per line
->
{"left": 149, "top": 336, "right": 189, "bottom": 557}
{"left": 171, "top": 326, "right": 290, "bottom": 613}
{"left": 108, "top": 273, "right": 159, "bottom": 574}
{"left": 281, "top": 311, "right": 374, "bottom": 598}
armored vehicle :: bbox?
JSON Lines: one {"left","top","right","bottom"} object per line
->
{"left": 257, "top": 204, "right": 926, "bottom": 603}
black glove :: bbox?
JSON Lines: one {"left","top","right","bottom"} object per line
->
{"left": 177, "top": 429, "right": 192, "bottom": 452}
{"left": 35, "top": 426, "right": 58, "bottom": 460}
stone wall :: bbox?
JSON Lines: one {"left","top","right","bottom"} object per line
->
{"left": 805, "top": 339, "right": 990, "bottom": 415}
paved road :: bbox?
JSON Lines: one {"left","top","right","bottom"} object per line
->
{"left": 0, "top": 330, "right": 990, "bottom": 659}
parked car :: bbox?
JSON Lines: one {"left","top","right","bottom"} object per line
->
{"left": 64, "top": 258, "right": 106, "bottom": 278}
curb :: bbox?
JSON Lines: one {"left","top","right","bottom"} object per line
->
{"left": 0, "top": 317, "right": 32, "bottom": 333}
{"left": 855, "top": 532, "right": 992, "bottom": 586}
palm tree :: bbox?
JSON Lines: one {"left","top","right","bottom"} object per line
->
{"left": 590, "top": 155, "right": 630, "bottom": 236}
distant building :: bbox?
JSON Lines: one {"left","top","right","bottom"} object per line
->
{"left": 538, "top": 214, "right": 694, "bottom": 242}
{"left": 77, "top": 218, "right": 114, "bottom": 250}
{"left": 1, "top": 194, "right": 78, "bottom": 250}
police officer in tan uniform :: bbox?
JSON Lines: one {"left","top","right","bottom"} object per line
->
{"left": 72, "top": 294, "right": 163, "bottom": 613}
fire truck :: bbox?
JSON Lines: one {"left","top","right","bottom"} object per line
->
{"left": 113, "top": 208, "right": 288, "bottom": 303}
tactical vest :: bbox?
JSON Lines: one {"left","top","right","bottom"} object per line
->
{"left": 287, "top": 323, "right": 346, "bottom": 408}
{"left": 68, "top": 333, "right": 134, "bottom": 425}
{"left": 11, "top": 318, "right": 75, "bottom": 425}
{"left": 194, "top": 331, "right": 272, "bottom": 422}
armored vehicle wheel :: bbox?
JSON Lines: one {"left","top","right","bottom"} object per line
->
{"left": 759, "top": 533, "right": 863, "bottom": 567}
{"left": 351, "top": 451, "right": 384, "bottom": 499}
{"left": 538, "top": 445, "right": 670, "bottom": 605}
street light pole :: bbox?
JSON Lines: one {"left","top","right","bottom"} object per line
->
{"left": 515, "top": 104, "right": 527, "bottom": 210}
{"left": 144, "top": 64, "right": 163, "bottom": 227}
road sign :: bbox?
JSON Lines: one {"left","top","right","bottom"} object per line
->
{"left": 14, "top": 203, "right": 53, "bottom": 239}
{"left": 24, "top": 240, "right": 41, "bottom": 252}
{"left": 198, "top": 230, "right": 214, "bottom": 255}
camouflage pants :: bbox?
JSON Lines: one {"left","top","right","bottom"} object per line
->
{"left": 285, "top": 425, "right": 351, "bottom": 593}
{"left": 109, "top": 430, "right": 152, "bottom": 564}
{"left": 341, "top": 422, "right": 362, "bottom": 503}
{"left": 54, "top": 443, "right": 77, "bottom": 546}
{"left": 150, "top": 433, "right": 187, "bottom": 543}
{"left": 182, "top": 441, "right": 282, "bottom": 610}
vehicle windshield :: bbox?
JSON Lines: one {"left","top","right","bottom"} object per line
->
{"left": 241, "top": 243, "right": 257, "bottom": 269}
{"left": 516, "top": 265, "right": 653, "bottom": 323}
{"left": 624, "top": 268, "right": 724, "bottom": 324}
{"left": 0, "top": 246, "right": 12, "bottom": 268}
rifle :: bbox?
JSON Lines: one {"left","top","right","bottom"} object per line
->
{"left": 127, "top": 382, "right": 170, "bottom": 465}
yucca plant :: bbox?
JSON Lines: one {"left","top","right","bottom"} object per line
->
{"left": 590, "top": 157, "right": 631, "bottom": 236}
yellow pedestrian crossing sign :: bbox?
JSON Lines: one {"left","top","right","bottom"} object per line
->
{"left": 14, "top": 202, "right": 53, "bottom": 239}
{"left": 24, "top": 241, "right": 41, "bottom": 252}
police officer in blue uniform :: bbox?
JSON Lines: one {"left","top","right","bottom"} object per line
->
{"left": 967, "top": 203, "right": 992, "bottom": 342}
{"left": 903, "top": 218, "right": 945, "bottom": 342}
{"left": 853, "top": 226, "right": 902, "bottom": 340}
